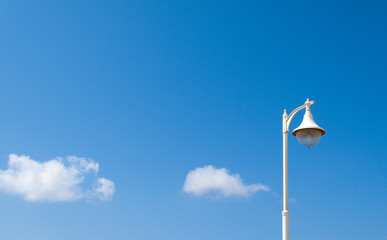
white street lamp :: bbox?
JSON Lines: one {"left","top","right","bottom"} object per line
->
{"left": 282, "top": 98, "right": 325, "bottom": 240}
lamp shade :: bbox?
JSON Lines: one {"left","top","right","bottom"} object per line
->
{"left": 292, "top": 109, "right": 325, "bottom": 147}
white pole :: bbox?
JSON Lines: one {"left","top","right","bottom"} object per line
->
{"left": 282, "top": 110, "right": 289, "bottom": 240}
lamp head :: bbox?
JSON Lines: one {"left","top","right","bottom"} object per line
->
{"left": 292, "top": 99, "right": 325, "bottom": 147}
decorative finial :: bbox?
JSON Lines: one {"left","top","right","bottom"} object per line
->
{"left": 305, "top": 98, "right": 313, "bottom": 111}
{"left": 283, "top": 109, "right": 288, "bottom": 118}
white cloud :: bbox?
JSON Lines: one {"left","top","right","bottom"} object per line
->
{"left": 183, "top": 165, "right": 269, "bottom": 198}
{"left": 94, "top": 178, "right": 115, "bottom": 201}
{"left": 0, "top": 154, "right": 115, "bottom": 202}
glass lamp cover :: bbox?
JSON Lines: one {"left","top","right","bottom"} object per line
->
{"left": 295, "top": 129, "right": 322, "bottom": 147}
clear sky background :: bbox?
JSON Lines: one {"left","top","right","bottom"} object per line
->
{"left": 0, "top": 1, "right": 386, "bottom": 239}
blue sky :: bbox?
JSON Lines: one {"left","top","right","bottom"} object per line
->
{"left": 0, "top": 1, "right": 386, "bottom": 239}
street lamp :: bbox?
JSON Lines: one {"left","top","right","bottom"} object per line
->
{"left": 282, "top": 98, "right": 325, "bottom": 240}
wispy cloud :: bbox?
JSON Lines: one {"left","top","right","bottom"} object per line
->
{"left": 183, "top": 165, "right": 269, "bottom": 198}
{"left": 0, "top": 154, "right": 115, "bottom": 202}
{"left": 94, "top": 178, "right": 115, "bottom": 201}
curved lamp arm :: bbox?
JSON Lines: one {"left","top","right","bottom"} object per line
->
{"left": 282, "top": 99, "right": 314, "bottom": 133}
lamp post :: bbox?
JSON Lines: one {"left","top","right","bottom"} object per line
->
{"left": 282, "top": 99, "right": 325, "bottom": 240}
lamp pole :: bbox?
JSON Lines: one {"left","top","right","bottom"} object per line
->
{"left": 281, "top": 99, "right": 325, "bottom": 240}
{"left": 282, "top": 110, "right": 289, "bottom": 240}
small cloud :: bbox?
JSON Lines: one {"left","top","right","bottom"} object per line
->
{"left": 0, "top": 154, "right": 115, "bottom": 202}
{"left": 94, "top": 178, "right": 115, "bottom": 201}
{"left": 183, "top": 165, "right": 269, "bottom": 198}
